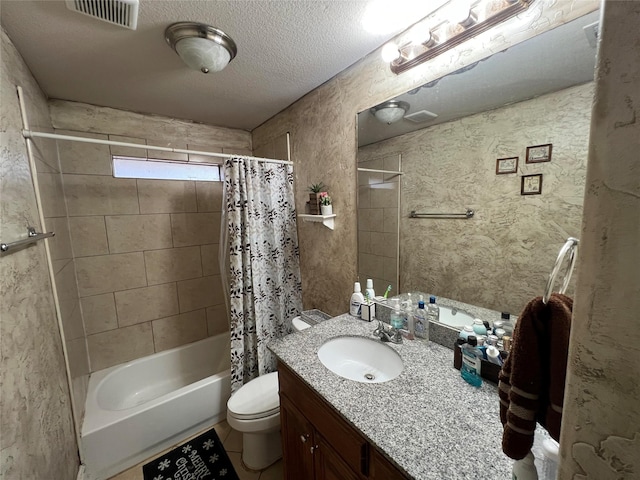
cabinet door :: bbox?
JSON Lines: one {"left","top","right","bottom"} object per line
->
{"left": 314, "top": 435, "right": 362, "bottom": 480}
{"left": 370, "top": 448, "right": 409, "bottom": 480}
{"left": 281, "top": 395, "right": 315, "bottom": 480}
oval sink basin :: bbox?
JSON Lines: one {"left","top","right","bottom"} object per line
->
{"left": 438, "top": 306, "right": 474, "bottom": 328}
{"left": 317, "top": 336, "right": 403, "bottom": 383}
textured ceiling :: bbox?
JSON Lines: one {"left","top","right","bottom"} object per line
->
{"left": 1, "top": 0, "right": 440, "bottom": 131}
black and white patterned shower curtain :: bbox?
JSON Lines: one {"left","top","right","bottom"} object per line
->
{"left": 220, "top": 157, "right": 302, "bottom": 393}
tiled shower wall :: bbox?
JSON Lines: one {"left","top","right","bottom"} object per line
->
{"left": 49, "top": 101, "right": 252, "bottom": 372}
{"left": 357, "top": 153, "right": 401, "bottom": 295}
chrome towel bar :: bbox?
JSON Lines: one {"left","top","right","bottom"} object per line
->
{"left": 1, "top": 227, "right": 55, "bottom": 253}
{"left": 409, "top": 209, "right": 474, "bottom": 219}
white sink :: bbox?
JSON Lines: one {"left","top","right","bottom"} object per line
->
{"left": 317, "top": 336, "right": 403, "bottom": 383}
{"left": 437, "top": 306, "right": 474, "bottom": 328}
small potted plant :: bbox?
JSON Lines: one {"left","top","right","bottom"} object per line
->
{"left": 308, "top": 182, "right": 326, "bottom": 214}
{"left": 319, "top": 192, "right": 332, "bottom": 215}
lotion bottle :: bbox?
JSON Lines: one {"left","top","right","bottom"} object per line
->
{"left": 350, "top": 282, "right": 365, "bottom": 318}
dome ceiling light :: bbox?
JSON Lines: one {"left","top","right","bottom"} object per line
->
{"left": 370, "top": 101, "right": 410, "bottom": 125}
{"left": 165, "top": 22, "right": 237, "bottom": 74}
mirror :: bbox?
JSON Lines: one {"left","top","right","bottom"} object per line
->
{"left": 357, "top": 12, "right": 598, "bottom": 316}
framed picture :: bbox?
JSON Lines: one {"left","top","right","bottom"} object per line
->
{"left": 496, "top": 157, "right": 518, "bottom": 174}
{"left": 526, "top": 143, "right": 552, "bottom": 163}
{"left": 521, "top": 174, "right": 543, "bottom": 195}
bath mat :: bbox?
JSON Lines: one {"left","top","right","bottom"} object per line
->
{"left": 142, "top": 428, "right": 239, "bottom": 480}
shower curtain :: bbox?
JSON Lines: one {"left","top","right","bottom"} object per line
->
{"left": 220, "top": 157, "right": 302, "bottom": 393}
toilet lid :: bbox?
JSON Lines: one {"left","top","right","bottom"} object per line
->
{"left": 228, "top": 372, "right": 279, "bottom": 420}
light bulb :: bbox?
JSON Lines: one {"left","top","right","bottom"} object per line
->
{"left": 381, "top": 43, "right": 400, "bottom": 62}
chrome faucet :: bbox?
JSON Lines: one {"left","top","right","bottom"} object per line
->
{"left": 373, "top": 321, "right": 403, "bottom": 344}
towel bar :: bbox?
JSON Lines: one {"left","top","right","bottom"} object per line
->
{"left": 1, "top": 227, "right": 55, "bottom": 254}
{"left": 409, "top": 209, "right": 474, "bottom": 219}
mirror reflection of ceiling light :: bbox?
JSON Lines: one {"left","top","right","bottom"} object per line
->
{"left": 381, "top": 0, "right": 535, "bottom": 74}
{"left": 370, "top": 101, "right": 410, "bottom": 124}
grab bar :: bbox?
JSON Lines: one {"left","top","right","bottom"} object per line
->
{"left": 542, "top": 237, "right": 579, "bottom": 304}
{"left": 1, "top": 227, "right": 55, "bottom": 254}
{"left": 409, "top": 209, "right": 474, "bottom": 219}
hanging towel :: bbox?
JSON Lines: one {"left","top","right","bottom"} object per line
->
{"left": 498, "top": 293, "right": 573, "bottom": 460}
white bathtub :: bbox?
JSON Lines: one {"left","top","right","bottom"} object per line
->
{"left": 81, "top": 333, "right": 231, "bottom": 480}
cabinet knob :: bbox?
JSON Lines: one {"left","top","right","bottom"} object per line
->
{"left": 300, "top": 434, "right": 309, "bottom": 443}
{"left": 310, "top": 445, "right": 319, "bottom": 454}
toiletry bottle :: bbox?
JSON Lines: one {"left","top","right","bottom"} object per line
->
{"left": 350, "top": 282, "right": 365, "bottom": 317}
{"left": 512, "top": 451, "right": 539, "bottom": 480}
{"left": 426, "top": 295, "right": 439, "bottom": 323}
{"left": 413, "top": 295, "right": 430, "bottom": 340}
{"left": 390, "top": 299, "right": 404, "bottom": 329}
{"left": 501, "top": 312, "right": 513, "bottom": 336}
{"left": 460, "top": 335, "right": 483, "bottom": 387}
{"left": 486, "top": 345, "right": 503, "bottom": 366}
{"left": 403, "top": 308, "right": 415, "bottom": 340}
{"left": 472, "top": 318, "right": 487, "bottom": 336}
{"left": 459, "top": 325, "right": 474, "bottom": 341}
{"left": 365, "top": 279, "right": 376, "bottom": 300}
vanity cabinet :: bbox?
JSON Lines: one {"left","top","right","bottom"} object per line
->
{"left": 278, "top": 363, "right": 409, "bottom": 480}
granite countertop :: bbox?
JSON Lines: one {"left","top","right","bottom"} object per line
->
{"left": 269, "top": 314, "right": 514, "bottom": 479}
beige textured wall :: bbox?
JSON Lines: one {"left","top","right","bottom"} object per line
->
{"left": 49, "top": 101, "right": 252, "bottom": 371}
{"left": 359, "top": 83, "right": 592, "bottom": 314}
{"left": 1, "top": 28, "right": 79, "bottom": 479}
{"left": 251, "top": 0, "right": 599, "bottom": 316}
{"left": 560, "top": 1, "right": 640, "bottom": 478}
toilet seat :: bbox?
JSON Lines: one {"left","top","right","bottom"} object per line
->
{"left": 227, "top": 371, "right": 279, "bottom": 421}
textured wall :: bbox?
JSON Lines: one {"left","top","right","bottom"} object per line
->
{"left": 251, "top": 0, "right": 599, "bottom": 316}
{"left": 560, "top": 1, "right": 640, "bottom": 478}
{"left": 49, "top": 101, "right": 252, "bottom": 371}
{"left": 359, "top": 83, "right": 592, "bottom": 315}
{"left": 1, "top": 28, "right": 79, "bottom": 479}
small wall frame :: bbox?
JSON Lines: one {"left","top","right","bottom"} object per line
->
{"left": 521, "top": 174, "right": 543, "bottom": 195}
{"left": 496, "top": 157, "right": 518, "bottom": 174}
{"left": 526, "top": 143, "right": 552, "bottom": 163}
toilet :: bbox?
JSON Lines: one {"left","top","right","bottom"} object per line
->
{"left": 226, "top": 316, "right": 311, "bottom": 470}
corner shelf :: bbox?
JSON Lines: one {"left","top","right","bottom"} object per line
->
{"left": 298, "top": 214, "right": 337, "bottom": 230}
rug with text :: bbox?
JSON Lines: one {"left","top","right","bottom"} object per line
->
{"left": 142, "top": 428, "right": 240, "bottom": 480}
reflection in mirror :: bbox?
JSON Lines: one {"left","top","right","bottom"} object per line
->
{"left": 357, "top": 12, "right": 598, "bottom": 316}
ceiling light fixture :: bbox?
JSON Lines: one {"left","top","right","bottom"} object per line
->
{"left": 165, "top": 22, "right": 237, "bottom": 74}
{"left": 383, "top": 0, "right": 534, "bottom": 74}
{"left": 370, "top": 101, "right": 410, "bottom": 124}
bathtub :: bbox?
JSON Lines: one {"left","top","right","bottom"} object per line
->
{"left": 81, "top": 333, "right": 231, "bottom": 480}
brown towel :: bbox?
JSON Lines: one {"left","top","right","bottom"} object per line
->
{"left": 498, "top": 293, "right": 573, "bottom": 459}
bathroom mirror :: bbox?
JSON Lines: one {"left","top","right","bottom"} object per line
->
{"left": 357, "top": 12, "right": 598, "bottom": 316}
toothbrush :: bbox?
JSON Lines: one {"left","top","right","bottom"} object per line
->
{"left": 383, "top": 285, "right": 392, "bottom": 299}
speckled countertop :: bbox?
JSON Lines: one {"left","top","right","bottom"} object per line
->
{"left": 269, "top": 314, "right": 514, "bottom": 479}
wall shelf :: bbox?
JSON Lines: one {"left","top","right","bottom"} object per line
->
{"left": 298, "top": 214, "right": 337, "bottom": 230}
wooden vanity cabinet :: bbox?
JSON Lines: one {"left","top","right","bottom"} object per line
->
{"left": 278, "top": 363, "right": 409, "bottom": 480}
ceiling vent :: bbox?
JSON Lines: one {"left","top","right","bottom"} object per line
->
{"left": 404, "top": 110, "right": 438, "bottom": 123}
{"left": 65, "top": 0, "right": 139, "bottom": 30}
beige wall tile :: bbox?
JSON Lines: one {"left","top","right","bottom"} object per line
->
{"left": 195, "top": 181, "right": 223, "bottom": 212}
{"left": 206, "top": 304, "right": 229, "bottom": 336}
{"left": 32, "top": 137, "right": 60, "bottom": 173}
{"left": 55, "top": 130, "right": 111, "bottom": 175}
{"left": 105, "top": 214, "right": 172, "bottom": 253}
{"left": 187, "top": 143, "right": 223, "bottom": 163}
{"left": 177, "top": 275, "right": 223, "bottom": 313}
{"left": 137, "top": 179, "right": 197, "bottom": 214}
{"left": 115, "top": 283, "right": 179, "bottom": 327}
{"left": 66, "top": 337, "right": 90, "bottom": 379}
{"left": 152, "top": 309, "right": 208, "bottom": 352}
{"left": 81, "top": 293, "right": 118, "bottom": 335}
{"left": 370, "top": 182, "right": 399, "bottom": 209}
{"left": 38, "top": 172, "right": 67, "bottom": 217}
{"left": 46, "top": 216, "right": 73, "bottom": 262}
{"left": 201, "top": 244, "right": 220, "bottom": 277}
{"left": 68, "top": 216, "right": 109, "bottom": 257}
{"left": 76, "top": 252, "right": 147, "bottom": 297}
{"left": 63, "top": 174, "right": 139, "bottom": 216}
{"left": 383, "top": 208, "right": 398, "bottom": 234}
{"left": 144, "top": 246, "right": 202, "bottom": 285}
{"left": 87, "top": 323, "right": 154, "bottom": 371}
{"left": 146, "top": 139, "right": 188, "bottom": 162}
{"left": 171, "top": 213, "right": 219, "bottom": 247}
{"left": 109, "top": 134, "right": 147, "bottom": 158}
{"left": 55, "top": 260, "right": 83, "bottom": 340}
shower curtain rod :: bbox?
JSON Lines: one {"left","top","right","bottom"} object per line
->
{"left": 21, "top": 129, "right": 294, "bottom": 166}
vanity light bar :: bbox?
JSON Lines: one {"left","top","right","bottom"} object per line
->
{"left": 389, "top": 0, "right": 535, "bottom": 74}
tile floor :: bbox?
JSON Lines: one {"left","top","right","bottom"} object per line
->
{"left": 109, "top": 420, "right": 283, "bottom": 480}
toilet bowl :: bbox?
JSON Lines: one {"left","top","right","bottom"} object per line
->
{"left": 226, "top": 316, "right": 309, "bottom": 470}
